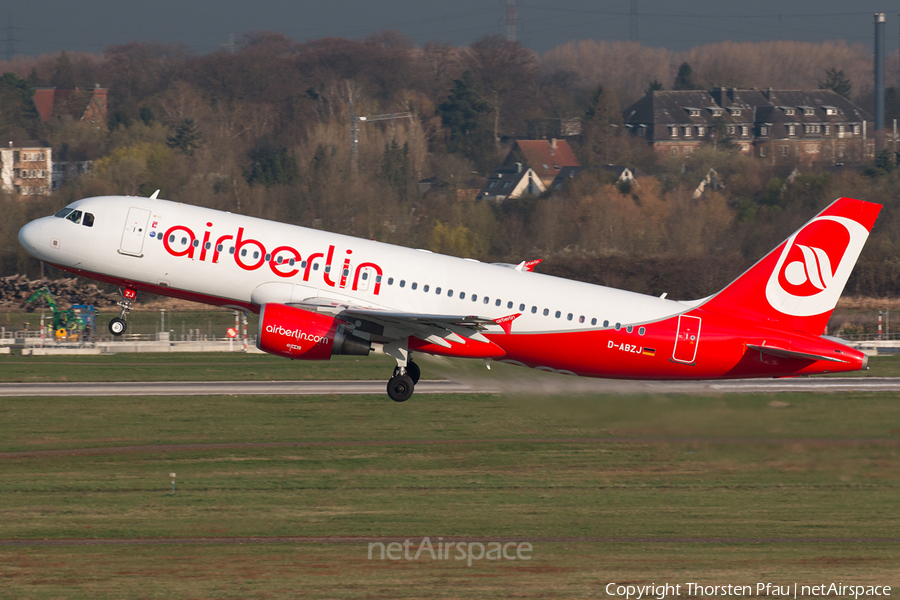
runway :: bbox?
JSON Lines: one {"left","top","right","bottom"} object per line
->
{"left": 0, "top": 377, "right": 897, "bottom": 396}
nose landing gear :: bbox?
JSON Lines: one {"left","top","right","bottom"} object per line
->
{"left": 109, "top": 288, "right": 137, "bottom": 336}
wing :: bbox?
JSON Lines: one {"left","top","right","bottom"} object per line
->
{"left": 290, "top": 297, "right": 508, "bottom": 352}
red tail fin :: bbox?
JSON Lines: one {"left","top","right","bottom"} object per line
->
{"left": 700, "top": 197, "right": 881, "bottom": 335}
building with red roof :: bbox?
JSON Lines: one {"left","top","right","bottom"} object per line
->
{"left": 502, "top": 138, "right": 581, "bottom": 185}
{"left": 33, "top": 86, "right": 107, "bottom": 128}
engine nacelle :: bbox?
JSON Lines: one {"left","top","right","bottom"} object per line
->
{"left": 257, "top": 303, "right": 371, "bottom": 360}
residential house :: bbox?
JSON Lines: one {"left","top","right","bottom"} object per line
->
{"left": 478, "top": 163, "right": 546, "bottom": 201}
{"left": 502, "top": 138, "right": 581, "bottom": 186}
{"left": 550, "top": 165, "right": 637, "bottom": 191}
{"left": 33, "top": 85, "right": 108, "bottom": 128}
{"left": 622, "top": 87, "right": 874, "bottom": 165}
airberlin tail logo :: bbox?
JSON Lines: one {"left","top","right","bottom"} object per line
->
{"left": 765, "top": 215, "right": 868, "bottom": 317}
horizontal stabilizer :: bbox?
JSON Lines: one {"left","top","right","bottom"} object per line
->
{"left": 746, "top": 343, "right": 847, "bottom": 363}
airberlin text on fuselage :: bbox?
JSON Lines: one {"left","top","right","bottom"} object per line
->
{"left": 162, "top": 223, "right": 383, "bottom": 295}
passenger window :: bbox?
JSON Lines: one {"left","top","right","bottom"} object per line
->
{"left": 253, "top": 251, "right": 259, "bottom": 259}
{"left": 626, "top": 325, "right": 633, "bottom": 333}
{"left": 313, "top": 263, "right": 319, "bottom": 270}
{"left": 276, "top": 256, "right": 283, "bottom": 264}
{"left": 460, "top": 292, "right": 466, "bottom": 299}
{"left": 182, "top": 237, "right": 188, "bottom": 245}
{"left": 591, "top": 318, "right": 597, "bottom": 326}
{"left": 507, "top": 301, "right": 513, "bottom": 309}
{"left": 376, "top": 275, "right": 382, "bottom": 283}
{"left": 289, "top": 259, "right": 295, "bottom": 266}
{"left": 435, "top": 287, "right": 441, "bottom": 294}
{"left": 65, "top": 210, "right": 82, "bottom": 224}
{"left": 325, "top": 265, "right": 331, "bottom": 273}
{"left": 82, "top": 213, "right": 94, "bottom": 227}
{"left": 264, "top": 253, "right": 271, "bottom": 261}
{"left": 603, "top": 320, "right": 609, "bottom": 327}
{"left": 206, "top": 242, "right": 212, "bottom": 250}
{"left": 578, "top": 316, "right": 584, "bottom": 323}
{"left": 639, "top": 327, "right": 646, "bottom": 335}
{"left": 169, "top": 235, "right": 175, "bottom": 243}
{"left": 362, "top": 272, "right": 369, "bottom": 280}
{"left": 388, "top": 277, "right": 394, "bottom": 285}
{"left": 615, "top": 323, "right": 621, "bottom": 331}
{"left": 531, "top": 306, "right": 537, "bottom": 314}
{"left": 192, "top": 240, "right": 199, "bottom": 247}
{"left": 495, "top": 299, "right": 501, "bottom": 306}
{"left": 400, "top": 280, "right": 406, "bottom": 288}
{"left": 217, "top": 244, "right": 223, "bottom": 252}
{"left": 448, "top": 290, "right": 453, "bottom": 297}
{"left": 411, "top": 282, "right": 417, "bottom": 290}
{"left": 423, "top": 285, "right": 429, "bottom": 292}
{"left": 343, "top": 269, "right": 349, "bottom": 276}
{"left": 471, "top": 295, "right": 477, "bottom": 302}
{"left": 555, "top": 310, "right": 561, "bottom": 318}
{"left": 567, "top": 313, "right": 573, "bottom": 321}
{"left": 543, "top": 309, "right": 549, "bottom": 316}
{"left": 520, "top": 304, "right": 525, "bottom": 311}
{"left": 229, "top": 247, "right": 235, "bottom": 254}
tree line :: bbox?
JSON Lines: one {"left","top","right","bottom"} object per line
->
{"left": 1, "top": 34, "right": 900, "bottom": 301}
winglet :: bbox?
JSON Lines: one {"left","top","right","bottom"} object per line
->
{"left": 493, "top": 313, "right": 522, "bottom": 334}
{"left": 515, "top": 259, "right": 543, "bottom": 272}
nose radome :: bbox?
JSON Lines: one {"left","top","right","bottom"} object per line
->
{"left": 18, "top": 219, "right": 44, "bottom": 254}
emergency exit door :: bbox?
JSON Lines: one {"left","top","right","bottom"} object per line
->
{"left": 672, "top": 314, "right": 701, "bottom": 364}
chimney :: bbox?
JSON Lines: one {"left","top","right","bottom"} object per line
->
{"left": 516, "top": 162, "right": 523, "bottom": 174}
{"left": 711, "top": 87, "right": 729, "bottom": 108}
{"left": 728, "top": 87, "right": 737, "bottom": 103}
{"left": 765, "top": 87, "right": 774, "bottom": 102}
{"left": 874, "top": 13, "right": 885, "bottom": 150}
{"left": 550, "top": 138, "right": 558, "bottom": 149}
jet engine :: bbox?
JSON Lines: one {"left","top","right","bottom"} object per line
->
{"left": 257, "top": 303, "right": 371, "bottom": 360}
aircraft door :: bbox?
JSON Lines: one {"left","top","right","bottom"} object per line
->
{"left": 119, "top": 207, "right": 151, "bottom": 257}
{"left": 672, "top": 314, "right": 701, "bottom": 364}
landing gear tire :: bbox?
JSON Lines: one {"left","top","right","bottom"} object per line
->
{"left": 393, "top": 361, "right": 421, "bottom": 385}
{"left": 109, "top": 318, "right": 127, "bottom": 336}
{"left": 387, "top": 374, "right": 415, "bottom": 403}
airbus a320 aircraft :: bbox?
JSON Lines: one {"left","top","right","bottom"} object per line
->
{"left": 18, "top": 194, "right": 879, "bottom": 401}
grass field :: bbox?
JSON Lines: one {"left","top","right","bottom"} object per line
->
{"left": 0, "top": 357, "right": 899, "bottom": 598}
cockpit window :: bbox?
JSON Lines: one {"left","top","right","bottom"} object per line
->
{"left": 54, "top": 208, "right": 74, "bottom": 219}
{"left": 65, "top": 210, "right": 83, "bottom": 225}
{"left": 82, "top": 213, "right": 94, "bottom": 227}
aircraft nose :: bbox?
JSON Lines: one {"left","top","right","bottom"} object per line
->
{"left": 18, "top": 219, "right": 44, "bottom": 254}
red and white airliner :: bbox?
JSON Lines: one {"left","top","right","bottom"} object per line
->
{"left": 18, "top": 193, "right": 880, "bottom": 401}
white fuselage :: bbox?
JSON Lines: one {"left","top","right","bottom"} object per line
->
{"left": 20, "top": 195, "right": 693, "bottom": 333}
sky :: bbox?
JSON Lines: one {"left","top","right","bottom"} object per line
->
{"left": 4, "top": 0, "right": 899, "bottom": 57}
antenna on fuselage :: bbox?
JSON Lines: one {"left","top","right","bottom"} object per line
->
{"left": 149, "top": 189, "right": 160, "bottom": 200}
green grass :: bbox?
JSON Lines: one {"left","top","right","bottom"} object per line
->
{"left": 0, "top": 388, "right": 899, "bottom": 597}
{"left": 0, "top": 352, "right": 402, "bottom": 382}
{"left": 1, "top": 354, "right": 900, "bottom": 598}
{"left": 2, "top": 351, "right": 900, "bottom": 383}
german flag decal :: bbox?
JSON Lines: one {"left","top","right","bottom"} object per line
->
{"left": 642, "top": 348, "right": 656, "bottom": 356}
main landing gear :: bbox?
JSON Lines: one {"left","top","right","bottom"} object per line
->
{"left": 387, "top": 360, "right": 419, "bottom": 402}
{"left": 109, "top": 288, "right": 137, "bottom": 336}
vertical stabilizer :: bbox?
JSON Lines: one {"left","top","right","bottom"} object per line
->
{"left": 700, "top": 198, "right": 881, "bottom": 335}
